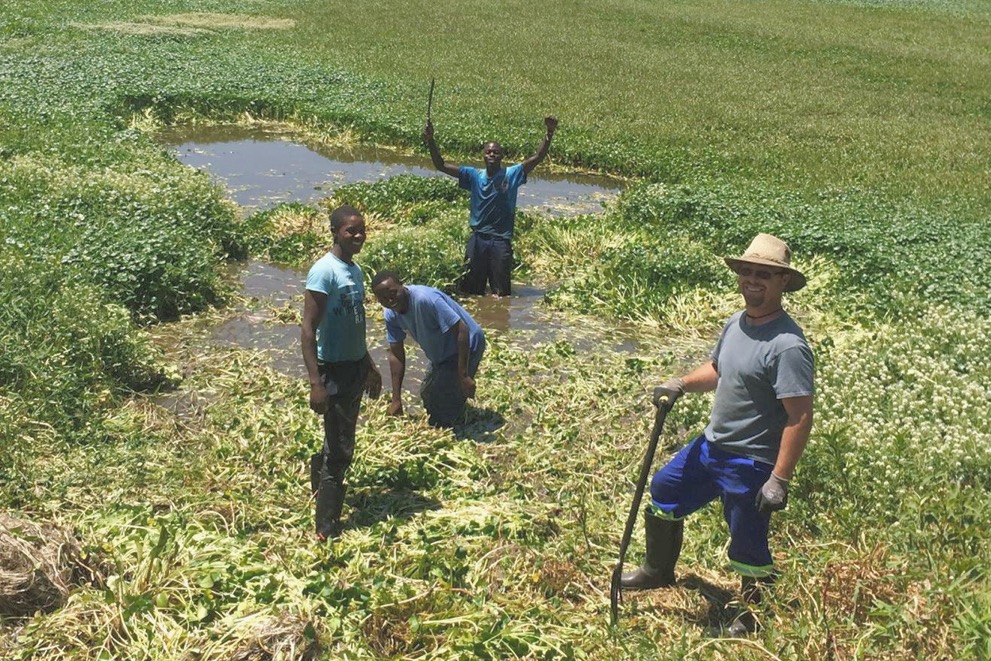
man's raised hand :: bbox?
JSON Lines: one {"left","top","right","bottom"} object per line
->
{"left": 544, "top": 115, "right": 558, "bottom": 136}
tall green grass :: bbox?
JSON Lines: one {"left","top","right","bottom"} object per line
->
{"left": 4, "top": 0, "right": 990, "bottom": 203}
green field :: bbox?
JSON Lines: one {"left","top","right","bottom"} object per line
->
{"left": 2, "top": 0, "right": 991, "bottom": 658}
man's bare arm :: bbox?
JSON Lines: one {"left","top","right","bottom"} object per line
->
{"left": 423, "top": 120, "right": 460, "bottom": 178}
{"left": 682, "top": 360, "right": 719, "bottom": 393}
{"left": 386, "top": 341, "right": 406, "bottom": 415}
{"left": 301, "top": 289, "right": 329, "bottom": 414}
{"left": 652, "top": 360, "right": 718, "bottom": 408}
{"left": 454, "top": 320, "right": 475, "bottom": 398}
{"left": 521, "top": 116, "right": 558, "bottom": 176}
{"left": 773, "top": 396, "right": 814, "bottom": 480}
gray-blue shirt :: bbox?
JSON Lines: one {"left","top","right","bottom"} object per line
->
{"left": 458, "top": 164, "right": 527, "bottom": 240}
{"left": 305, "top": 252, "right": 367, "bottom": 363}
{"left": 384, "top": 285, "right": 484, "bottom": 367}
{"left": 704, "top": 311, "right": 814, "bottom": 465}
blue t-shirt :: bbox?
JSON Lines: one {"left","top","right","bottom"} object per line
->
{"left": 458, "top": 163, "right": 527, "bottom": 240}
{"left": 704, "top": 311, "right": 814, "bottom": 465}
{"left": 305, "top": 252, "right": 367, "bottom": 363}
{"left": 383, "top": 285, "right": 484, "bottom": 367}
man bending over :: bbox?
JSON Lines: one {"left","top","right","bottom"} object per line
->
{"left": 372, "top": 271, "right": 486, "bottom": 427}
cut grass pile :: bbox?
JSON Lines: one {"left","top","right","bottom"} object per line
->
{"left": 2, "top": 303, "right": 989, "bottom": 658}
{"left": 0, "top": 514, "right": 100, "bottom": 618}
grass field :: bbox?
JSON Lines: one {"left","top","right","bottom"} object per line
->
{"left": 2, "top": 0, "right": 991, "bottom": 658}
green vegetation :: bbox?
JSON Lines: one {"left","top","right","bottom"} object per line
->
{"left": 1, "top": 0, "right": 990, "bottom": 658}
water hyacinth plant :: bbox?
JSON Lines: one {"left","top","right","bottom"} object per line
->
{"left": 2, "top": 0, "right": 991, "bottom": 658}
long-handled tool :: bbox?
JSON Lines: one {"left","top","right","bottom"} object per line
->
{"left": 610, "top": 398, "right": 674, "bottom": 625}
{"left": 427, "top": 77, "right": 435, "bottom": 123}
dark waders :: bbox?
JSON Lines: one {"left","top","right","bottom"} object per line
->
{"left": 311, "top": 359, "right": 367, "bottom": 540}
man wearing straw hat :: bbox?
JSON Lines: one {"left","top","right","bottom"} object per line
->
{"left": 621, "top": 233, "right": 814, "bottom": 636}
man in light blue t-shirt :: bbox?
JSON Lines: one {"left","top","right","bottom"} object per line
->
{"left": 423, "top": 115, "right": 558, "bottom": 296}
{"left": 301, "top": 205, "right": 382, "bottom": 542}
{"left": 621, "top": 234, "right": 814, "bottom": 637}
{"left": 371, "top": 270, "right": 486, "bottom": 427}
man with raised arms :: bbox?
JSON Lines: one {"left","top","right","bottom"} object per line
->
{"left": 423, "top": 115, "right": 558, "bottom": 297}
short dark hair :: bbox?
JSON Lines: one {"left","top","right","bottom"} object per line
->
{"left": 330, "top": 205, "right": 362, "bottom": 232}
{"left": 371, "top": 270, "right": 403, "bottom": 289}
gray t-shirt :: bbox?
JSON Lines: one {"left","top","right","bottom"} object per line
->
{"left": 704, "top": 311, "right": 814, "bottom": 465}
{"left": 383, "top": 285, "right": 484, "bottom": 367}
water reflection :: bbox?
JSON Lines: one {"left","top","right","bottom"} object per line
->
{"left": 464, "top": 285, "right": 641, "bottom": 354}
{"left": 158, "top": 125, "right": 622, "bottom": 216}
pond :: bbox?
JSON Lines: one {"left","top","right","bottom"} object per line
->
{"left": 158, "top": 125, "right": 623, "bottom": 216}
{"left": 158, "top": 125, "right": 642, "bottom": 402}
{"left": 212, "top": 259, "right": 641, "bottom": 384}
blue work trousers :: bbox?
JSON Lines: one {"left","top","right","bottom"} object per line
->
{"left": 649, "top": 434, "right": 776, "bottom": 578}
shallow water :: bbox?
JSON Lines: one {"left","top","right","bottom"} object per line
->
{"left": 155, "top": 125, "right": 643, "bottom": 404}
{"left": 158, "top": 125, "right": 622, "bottom": 216}
{"left": 210, "top": 260, "right": 642, "bottom": 386}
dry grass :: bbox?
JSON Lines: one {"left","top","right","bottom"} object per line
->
{"left": 71, "top": 21, "right": 211, "bottom": 37}
{"left": 266, "top": 207, "right": 325, "bottom": 241}
{"left": 361, "top": 598, "right": 431, "bottom": 658}
{"left": 0, "top": 514, "right": 100, "bottom": 618}
{"left": 813, "top": 544, "right": 954, "bottom": 659}
{"left": 73, "top": 13, "right": 295, "bottom": 38}
{"left": 221, "top": 612, "right": 320, "bottom": 661}
{"left": 144, "top": 14, "right": 296, "bottom": 31}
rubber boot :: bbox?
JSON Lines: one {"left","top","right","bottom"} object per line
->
{"left": 315, "top": 480, "right": 347, "bottom": 541}
{"left": 620, "top": 509, "right": 683, "bottom": 590}
{"left": 726, "top": 575, "right": 772, "bottom": 637}
{"left": 309, "top": 453, "right": 322, "bottom": 497}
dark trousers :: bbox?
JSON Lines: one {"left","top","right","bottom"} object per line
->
{"left": 459, "top": 232, "right": 513, "bottom": 296}
{"left": 419, "top": 339, "right": 486, "bottom": 427}
{"left": 313, "top": 358, "right": 367, "bottom": 536}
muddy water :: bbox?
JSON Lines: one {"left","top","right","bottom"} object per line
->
{"left": 158, "top": 125, "right": 623, "bottom": 216}
{"left": 157, "top": 125, "right": 643, "bottom": 409}
{"left": 210, "top": 260, "right": 641, "bottom": 385}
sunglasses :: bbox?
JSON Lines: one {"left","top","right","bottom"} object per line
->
{"left": 735, "top": 266, "right": 785, "bottom": 280}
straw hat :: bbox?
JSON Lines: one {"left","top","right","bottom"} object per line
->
{"left": 724, "top": 233, "right": 806, "bottom": 292}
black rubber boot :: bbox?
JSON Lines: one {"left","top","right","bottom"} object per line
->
{"left": 726, "top": 575, "right": 773, "bottom": 637}
{"left": 315, "top": 480, "right": 348, "bottom": 541}
{"left": 620, "top": 509, "right": 684, "bottom": 590}
{"left": 309, "top": 453, "right": 322, "bottom": 497}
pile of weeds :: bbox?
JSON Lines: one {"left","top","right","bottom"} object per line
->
{"left": 2, "top": 305, "right": 989, "bottom": 657}
{"left": 0, "top": 514, "right": 102, "bottom": 618}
